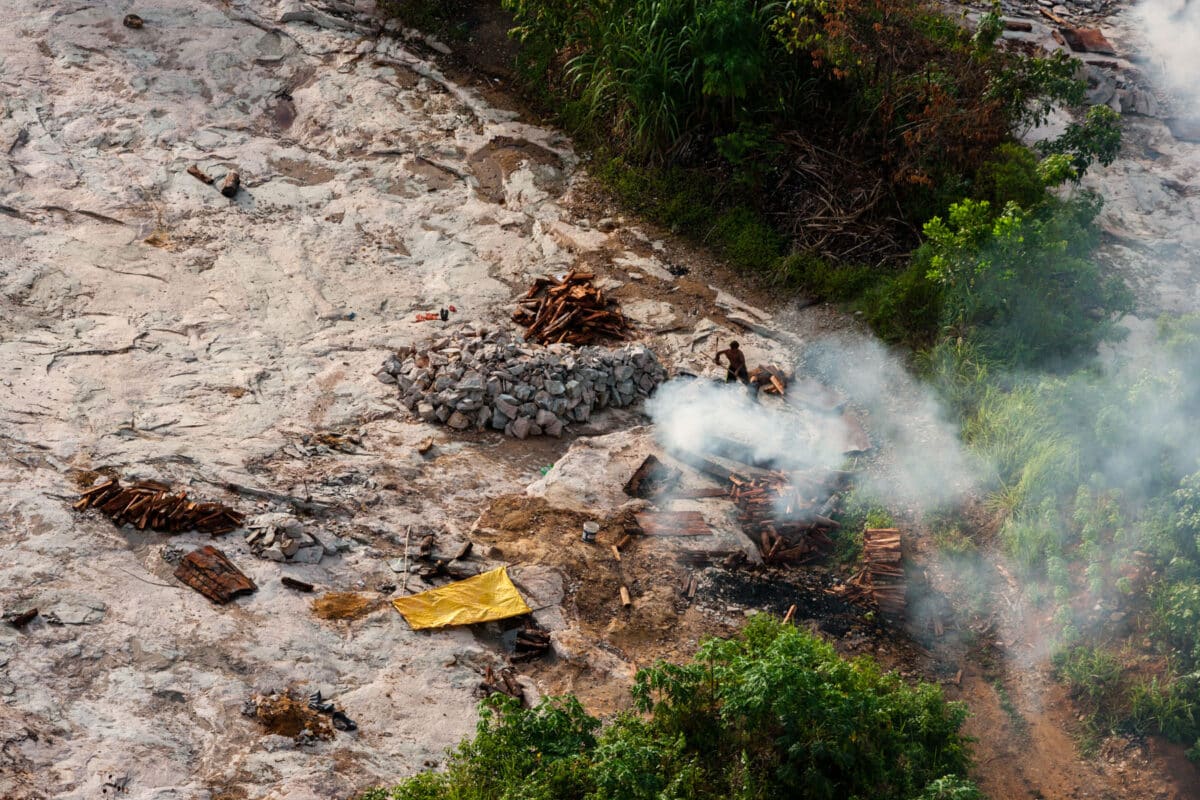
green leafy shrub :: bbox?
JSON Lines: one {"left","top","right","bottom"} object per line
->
{"left": 776, "top": 252, "right": 881, "bottom": 298}
{"left": 972, "top": 142, "right": 1046, "bottom": 210}
{"left": 922, "top": 195, "right": 1132, "bottom": 367}
{"left": 365, "top": 617, "right": 979, "bottom": 800}
{"left": 1036, "top": 105, "right": 1122, "bottom": 178}
{"left": 1153, "top": 580, "right": 1200, "bottom": 666}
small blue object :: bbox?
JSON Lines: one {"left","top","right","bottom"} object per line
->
{"left": 344, "top": 312, "right": 356, "bottom": 320}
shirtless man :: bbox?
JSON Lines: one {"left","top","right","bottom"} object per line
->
{"left": 715, "top": 340, "right": 752, "bottom": 391}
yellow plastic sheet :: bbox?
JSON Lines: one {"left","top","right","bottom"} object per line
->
{"left": 391, "top": 566, "right": 532, "bottom": 630}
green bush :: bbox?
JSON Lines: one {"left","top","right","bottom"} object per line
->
{"left": 860, "top": 260, "right": 943, "bottom": 347}
{"left": 972, "top": 143, "right": 1046, "bottom": 210}
{"left": 1153, "top": 580, "right": 1200, "bottom": 667}
{"left": 777, "top": 253, "right": 881, "bottom": 299}
{"left": 922, "top": 195, "right": 1132, "bottom": 368}
{"left": 365, "top": 617, "right": 979, "bottom": 800}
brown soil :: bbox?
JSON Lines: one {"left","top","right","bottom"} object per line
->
{"left": 952, "top": 668, "right": 1200, "bottom": 800}
{"left": 475, "top": 495, "right": 735, "bottom": 668}
{"left": 468, "top": 136, "right": 564, "bottom": 204}
{"left": 311, "top": 592, "right": 380, "bottom": 621}
{"left": 252, "top": 692, "right": 334, "bottom": 740}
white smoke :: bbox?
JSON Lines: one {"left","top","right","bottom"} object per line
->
{"left": 646, "top": 332, "right": 981, "bottom": 511}
{"left": 1135, "top": 0, "right": 1200, "bottom": 104}
{"left": 646, "top": 378, "right": 845, "bottom": 474}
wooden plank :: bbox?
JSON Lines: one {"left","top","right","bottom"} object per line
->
{"left": 634, "top": 511, "right": 712, "bottom": 537}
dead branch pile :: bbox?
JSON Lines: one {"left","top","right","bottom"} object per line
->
{"left": 75, "top": 478, "right": 244, "bottom": 534}
{"left": 513, "top": 271, "right": 629, "bottom": 345}
{"left": 729, "top": 469, "right": 848, "bottom": 564}
{"left": 843, "top": 528, "right": 906, "bottom": 615}
{"left": 777, "top": 134, "right": 910, "bottom": 263}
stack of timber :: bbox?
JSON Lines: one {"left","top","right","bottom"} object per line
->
{"left": 728, "top": 470, "right": 845, "bottom": 564}
{"left": 512, "top": 626, "right": 551, "bottom": 662}
{"left": 478, "top": 666, "right": 530, "bottom": 706}
{"left": 748, "top": 364, "right": 789, "bottom": 396}
{"left": 174, "top": 545, "right": 257, "bottom": 604}
{"left": 513, "top": 272, "right": 629, "bottom": 345}
{"left": 75, "top": 478, "right": 244, "bottom": 534}
{"left": 845, "top": 528, "right": 906, "bottom": 615}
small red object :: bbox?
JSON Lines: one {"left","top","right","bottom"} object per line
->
{"left": 448, "top": 305, "right": 457, "bottom": 313}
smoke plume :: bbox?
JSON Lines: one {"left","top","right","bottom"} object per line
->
{"left": 1135, "top": 0, "right": 1200, "bottom": 103}
{"left": 646, "top": 331, "right": 981, "bottom": 512}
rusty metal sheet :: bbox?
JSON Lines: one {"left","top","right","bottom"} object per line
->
{"left": 1059, "top": 26, "right": 1115, "bottom": 54}
{"left": 174, "top": 545, "right": 256, "bottom": 604}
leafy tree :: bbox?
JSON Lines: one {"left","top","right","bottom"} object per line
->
{"left": 363, "top": 618, "right": 979, "bottom": 800}
{"left": 920, "top": 195, "right": 1131, "bottom": 366}
{"left": 1037, "top": 105, "right": 1122, "bottom": 179}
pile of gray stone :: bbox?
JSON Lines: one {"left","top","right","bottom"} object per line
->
{"left": 377, "top": 326, "right": 667, "bottom": 437}
{"left": 245, "top": 513, "right": 348, "bottom": 564}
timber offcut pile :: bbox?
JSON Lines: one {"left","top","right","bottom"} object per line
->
{"left": 729, "top": 469, "right": 848, "bottom": 564}
{"left": 75, "top": 478, "right": 244, "bottom": 534}
{"left": 749, "top": 365, "right": 789, "bottom": 396}
{"left": 844, "top": 528, "right": 906, "bottom": 615}
{"left": 634, "top": 510, "right": 712, "bottom": 537}
{"left": 513, "top": 272, "right": 629, "bottom": 345}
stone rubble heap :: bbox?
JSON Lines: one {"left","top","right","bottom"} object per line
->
{"left": 245, "top": 513, "right": 348, "bottom": 564}
{"left": 378, "top": 326, "right": 668, "bottom": 438}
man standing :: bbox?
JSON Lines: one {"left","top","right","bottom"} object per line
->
{"left": 715, "top": 340, "right": 756, "bottom": 398}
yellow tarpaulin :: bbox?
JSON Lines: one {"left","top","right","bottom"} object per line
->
{"left": 391, "top": 566, "right": 532, "bottom": 630}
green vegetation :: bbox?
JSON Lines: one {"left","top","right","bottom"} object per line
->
{"left": 361, "top": 617, "right": 978, "bottom": 800}
{"left": 496, "top": 0, "right": 1122, "bottom": 370}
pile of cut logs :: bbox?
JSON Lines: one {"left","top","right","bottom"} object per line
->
{"left": 478, "top": 665, "right": 532, "bottom": 706}
{"left": 749, "top": 365, "right": 789, "bottom": 396}
{"left": 75, "top": 478, "right": 244, "bottom": 534}
{"left": 511, "top": 626, "right": 551, "bottom": 662}
{"left": 513, "top": 272, "right": 629, "bottom": 345}
{"left": 174, "top": 545, "right": 257, "bottom": 604}
{"left": 844, "top": 528, "right": 906, "bottom": 615}
{"left": 729, "top": 470, "right": 845, "bottom": 564}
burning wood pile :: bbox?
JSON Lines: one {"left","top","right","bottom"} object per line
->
{"left": 75, "top": 478, "right": 245, "bottom": 534}
{"left": 843, "top": 528, "right": 906, "bottom": 616}
{"left": 513, "top": 271, "right": 629, "bottom": 345}
{"left": 729, "top": 470, "right": 846, "bottom": 564}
